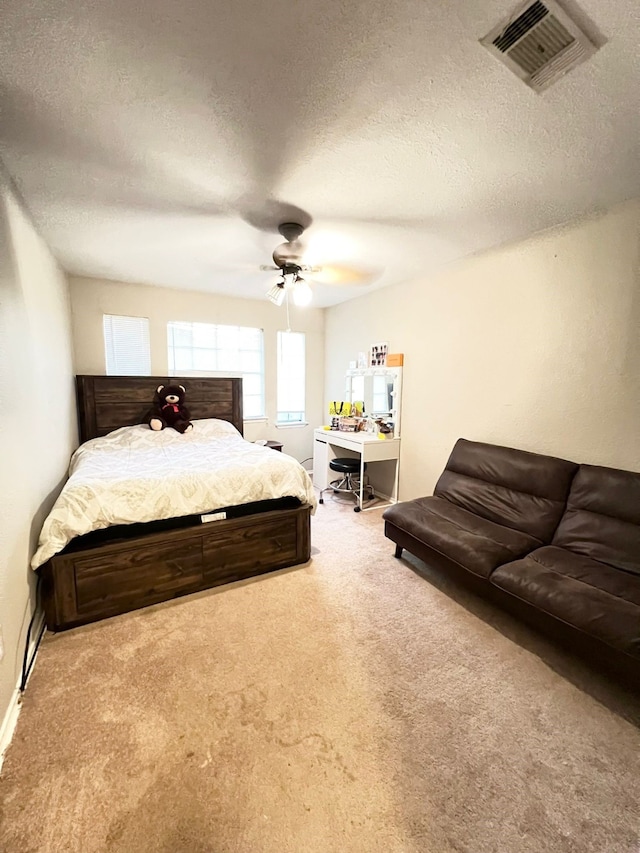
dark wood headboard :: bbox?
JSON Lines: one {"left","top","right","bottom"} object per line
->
{"left": 76, "top": 376, "right": 244, "bottom": 443}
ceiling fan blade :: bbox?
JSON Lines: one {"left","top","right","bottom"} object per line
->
{"left": 307, "top": 263, "right": 380, "bottom": 287}
{"left": 260, "top": 262, "right": 323, "bottom": 274}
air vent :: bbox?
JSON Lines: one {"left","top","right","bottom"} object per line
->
{"left": 481, "top": 0, "right": 598, "bottom": 92}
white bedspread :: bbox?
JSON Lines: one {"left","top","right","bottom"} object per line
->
{"left": 32, "top": 419, "right": 316, "bottom": 568}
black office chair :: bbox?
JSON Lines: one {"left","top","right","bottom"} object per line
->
{"left": 319, "top": 457, "right": 374, "bottom": 512}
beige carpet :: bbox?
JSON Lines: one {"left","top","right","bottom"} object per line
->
{"left": 1, "top": 496, "right": 639, "bottom": 853}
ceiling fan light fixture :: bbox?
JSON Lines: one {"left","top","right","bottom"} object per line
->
{"left": 266, "top": 279, "right": 286, "bottom": 306}
{"left": 292, "top": 276, "right": 313, "bottom": 307}
{"left": 261, "top": 220, "right": 372, "bottom": 307}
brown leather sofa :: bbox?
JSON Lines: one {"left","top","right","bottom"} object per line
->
{"left": 382, "top": 439, "right": 640, "bottom": 679}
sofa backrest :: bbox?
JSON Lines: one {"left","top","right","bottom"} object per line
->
{"left": 434, "top": 439, "right": 578, "bottom": 542}
{"left": 552, "top": 464, "right": 640, "bottom": 574}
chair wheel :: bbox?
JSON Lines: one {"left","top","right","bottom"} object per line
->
{"left": 333, "top": 489, "right": 338, "bottom": 493}
{"left": 319, "top": 498, "right": 324, "bottom": 504}
{"left": 354, "top": 506, "right": 361, "bottom": 513}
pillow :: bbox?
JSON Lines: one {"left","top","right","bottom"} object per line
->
{"left": 189, "top": 418, "right": 243, "bottom": 440}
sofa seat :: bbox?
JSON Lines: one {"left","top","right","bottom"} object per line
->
{"left": 491, "top": 546, "right": 640, "bottom": 659}
{"left": 383, "top": 496, "right": 541, "bottom": 579}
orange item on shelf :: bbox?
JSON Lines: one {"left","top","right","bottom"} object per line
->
{"left": 386, "top": 353, "right": 404, "bottom": 367}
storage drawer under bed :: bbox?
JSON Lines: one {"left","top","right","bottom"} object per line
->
{"left": 40, "top": 505, "right": 311, "bottom": 631}
{"left": 75, "top": 539, "right": 204, "bottom": 615}
{"left": 203, "top": 515, "right": 298, "bottom": 584}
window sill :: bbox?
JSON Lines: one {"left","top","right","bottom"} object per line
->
{"left": 244, "top": 417, "right": 268, "bottom": 423}
{"left": 275, "top": 422, "right": 309, "bottom": 429}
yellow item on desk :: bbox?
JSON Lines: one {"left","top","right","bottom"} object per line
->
{"left": 328, "top": 401, "right": 351, "bottom": 416}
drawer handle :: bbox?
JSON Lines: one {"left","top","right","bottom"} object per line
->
{"left": 167, "top": 560, "right": 186, "bottom": 575}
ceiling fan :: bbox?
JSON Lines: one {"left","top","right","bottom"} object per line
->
{"left": 260, "top": 222, "right": 375, "bottom": 307}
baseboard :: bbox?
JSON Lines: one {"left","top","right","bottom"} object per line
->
{"left": 0, "top": 688, "right": 22, "bottom": 774}
{"left": 357, "top": 489, "right": 397, "bottom": 512}
{"left": 0, "top": 608, "right": 46, "bottom": 773}
{"left": 370, "top": 488, "right": 398, "bottom": 505}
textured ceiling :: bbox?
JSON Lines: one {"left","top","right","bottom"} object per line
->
{"left": 0, "top": 0, "right": 638, "bottom": 306}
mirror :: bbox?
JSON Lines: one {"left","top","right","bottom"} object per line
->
{"left": 345, "top": 367, "right": 403, "bottom": 435}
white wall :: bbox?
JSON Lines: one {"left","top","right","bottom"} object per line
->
{"left": 69, "top": 277, "right": 325, "bottom": 464}
{"left": 325, "top": 198, "right": 640, "bottom": 499}
{"left": 0, "top": 175, "right": 77, "bottom": 737}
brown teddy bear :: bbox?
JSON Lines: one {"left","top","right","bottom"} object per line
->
{"left": 146, "top": 384, "right": 193, "bottom": 433}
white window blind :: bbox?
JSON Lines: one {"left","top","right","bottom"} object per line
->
{"left": 167, "top": 321, "right": 265, "bottom": 418}
{"left": 277, "top": 331, "right": 305, "bottom": 423}
{"left": 103, "top": 314, "right": 151, "bottom": 375}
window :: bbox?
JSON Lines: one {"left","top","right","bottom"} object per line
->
{"left": 277, "top": 331, "right": 305, "bottom": 424}
{"left": 103, "top": 314, "right": 151, "bottom": 375}
{"left": 167, "top": 321, "right": 265, "bottom": 418}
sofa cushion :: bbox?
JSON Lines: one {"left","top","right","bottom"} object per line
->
{"left": 491, "top": 546, "right": 640, "bottom": 659}
{"left": 433, "top": 439, "right": 578, "bottom": 542}
{"left": 552, "top": 464, "right": 640, "bottom": 575}
{"left": 382, "top": 496, "right": 541, "bottom": 578}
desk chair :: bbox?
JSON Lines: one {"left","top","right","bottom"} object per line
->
{"left": 319, "top": 457, "right": 374, "bottom": 512}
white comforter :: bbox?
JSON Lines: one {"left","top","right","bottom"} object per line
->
{"left": 32, "top": 419, "right": 316, "bottom": 568}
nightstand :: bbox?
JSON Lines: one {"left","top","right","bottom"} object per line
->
{"left": 265, "top": 440, "right": 283, "bottom": 452}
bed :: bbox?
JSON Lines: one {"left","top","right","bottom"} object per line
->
{"left": 35, "top": 375, "right": 314, "bottom": 631}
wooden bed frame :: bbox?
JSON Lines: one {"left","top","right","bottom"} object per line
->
{"left": 39, "top": 375, "right": 312, "bottom": 631}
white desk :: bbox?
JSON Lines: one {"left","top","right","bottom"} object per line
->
{"left": 313, "top": 427, "right": 400, "bottom": 511}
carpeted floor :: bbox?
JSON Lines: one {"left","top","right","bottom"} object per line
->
{"left": 1, "top": 496, "right": 639, "bottom": 853}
